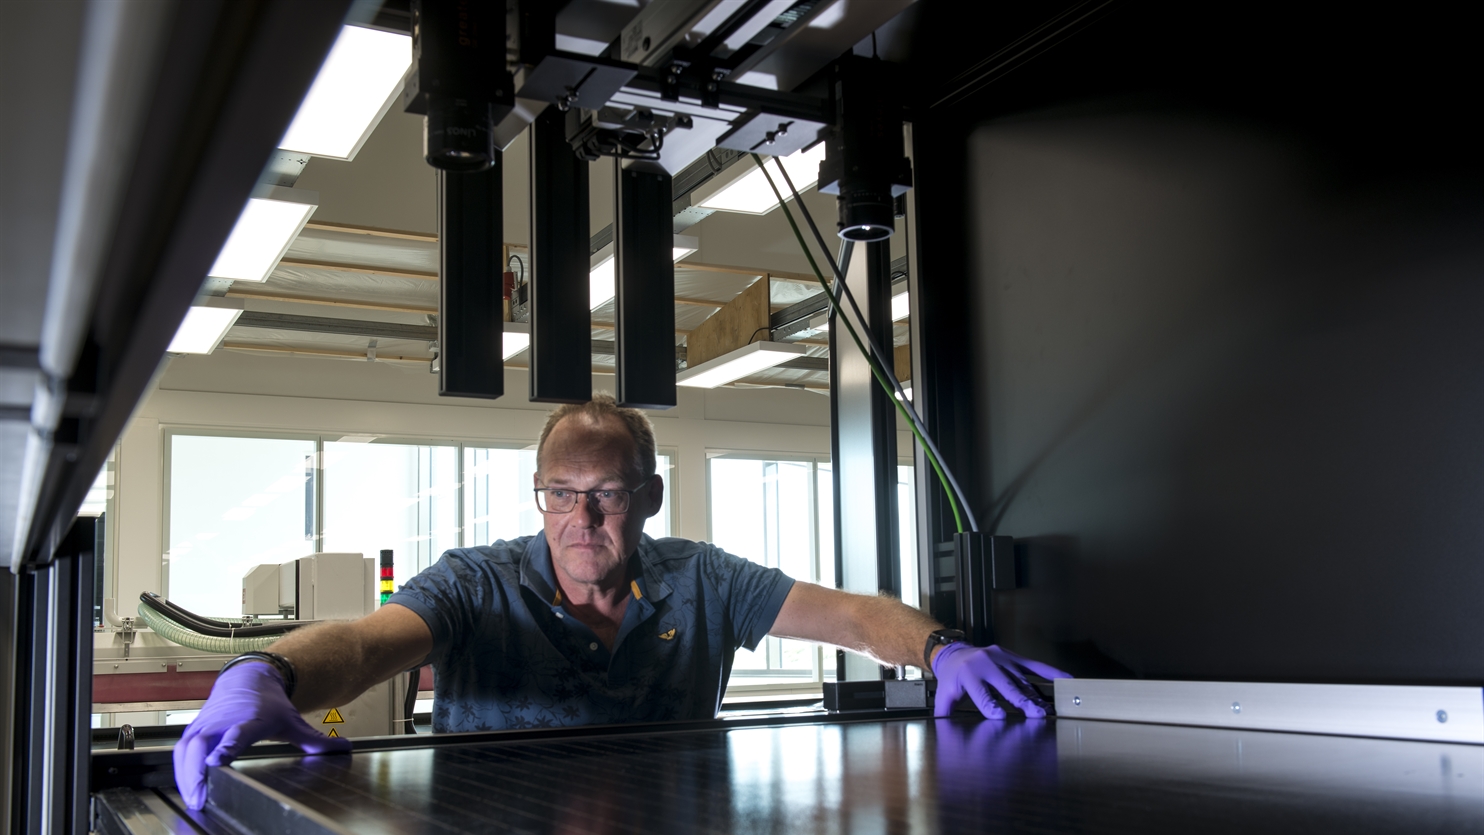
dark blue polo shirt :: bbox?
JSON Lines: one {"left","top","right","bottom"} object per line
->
{"left": 387, "top": 533, "right": 796, "bottom": 732}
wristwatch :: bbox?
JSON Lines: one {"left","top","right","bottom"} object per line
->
{"left": 923, "top": 628, "right": 965, "bottom": 670}
{"left": 220, "top": 651, "right": 298, "bottom": 698}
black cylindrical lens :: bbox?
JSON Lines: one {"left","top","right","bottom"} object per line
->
{"left": 838, "top": 191, "right": 895, "bottom": 241}
{"left": 425, "top": 96, "right": 494, "bottom": 172}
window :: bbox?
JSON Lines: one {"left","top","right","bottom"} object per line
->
{"left": 322, "top": 440, "right": 459, "bottom": 589}
{"left": 463, "top": 446, "right": 542, "bottom": 546}
{"left": 165, "top": 434, "right": 316, "bottom": 616}
{"left": 898, "top": 464, "right": 918, "bottom": 608}
{"left": 709, "top": 455, "right": 832, "bottom": 688}
{"left": 707, "top": 457, "right": 921, "bottom": 693}
{"left": 164, "top": 433, "right": 678, "bottom": 614}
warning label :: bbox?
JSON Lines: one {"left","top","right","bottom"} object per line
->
{"left": 326, "top": 728, "right": 340, "bottom": 738}
{"left": 322, "top": 707, "right": 345, "bottom": 724}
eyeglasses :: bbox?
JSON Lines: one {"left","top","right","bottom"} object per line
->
{"left": 534, "top": 479, "right": 650, "bottom": 515}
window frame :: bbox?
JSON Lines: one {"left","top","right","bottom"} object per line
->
{"left": 705, "top": 450, "right": 833, "bottom": 692}
{"left": 160, "top": 428, "right": 680, "bottom": 597}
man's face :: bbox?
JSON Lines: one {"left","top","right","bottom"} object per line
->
{"left": 536, "top": 415, "right": 663, "bottom": 591}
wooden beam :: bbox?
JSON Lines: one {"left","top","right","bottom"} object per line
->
{"left": 276, "top": 258, "right": 438, "bottom": 280}
{"left": 894, "top": 343, "right": 912, "bottom": 381}
{"left": 225, "top": 289, "right": 437, "bottom": 315}
{"left": 677, "top": 260, "right": 817, "bottom": 285}
{"left": 685, "top": 275, "right": 771, "bottom": 367}
{"left": 302, "top": 220, "right": 438, "bottom": 242}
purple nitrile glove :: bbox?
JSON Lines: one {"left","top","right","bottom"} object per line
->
{"left": 931, "top": 642, "right": 1072, "bottom": 719}
{"left": 173, "top": 661, "right": 351, "bottom": 810}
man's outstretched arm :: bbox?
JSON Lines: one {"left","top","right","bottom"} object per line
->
{"left": 767, "top": 582, "right": 1070, "bottom": 717}
{"left": 269, "top": 602, "right": 433, "bottom": 711}
{"left": 173, "top": 603, "right": 432, "bottom": 809}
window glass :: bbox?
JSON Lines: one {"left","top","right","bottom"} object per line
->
{"left": 646, "top": 453, "right": 674, "bottom": 539}
{"left": 322, "top": 441, "right": 459, "bottom": 590}
{"left": 463, "top": 446, "right": 541, "bottom": 546}
{"left": 166, "top": 435, "right": 315, "bottom": 616}
{"left": 898, "top": 464, "right": 918, "bottom": 608}
{"left": 710, "top": 456, "right": 825, "bottom": 683}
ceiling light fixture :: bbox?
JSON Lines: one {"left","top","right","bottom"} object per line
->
{"left": 207, "top": 185, "right": 318, "bottom": 283}
{"left": 891, "top": 291, "right": 910, "bottom": 321}
{"left": 278, "top": 25, "right": 412, "bottom": 160}
{"left": 694, "top": 143, "right": 828, "bottom": 215}
{"left": 590, "top": 254, "right": 616, "bottom": 310}
{"left": 503, "top": 322, "right": 531, "bottom": 359}
{"left": 167, "top": 298, "right": 245, "bottom": 355}
{"left": 676, "top": 341, "right": 810, "bottom": 388}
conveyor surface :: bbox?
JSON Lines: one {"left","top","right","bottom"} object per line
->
{"left": 169, "top": 715, "right": 1484, "bottom": 834}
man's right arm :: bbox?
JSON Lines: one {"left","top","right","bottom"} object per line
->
{"left": 173, "top": 603, "right": 433, "bottom": 810}
{"left": 271, "top": 602, "right": 433, "bottom": 711}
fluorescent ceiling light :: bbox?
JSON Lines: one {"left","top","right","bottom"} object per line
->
{"left": 503, "top": 322, "right": 530, "bottom": 359}
{"left": 677, "top": 341, "right": 809, "bottom": 388}
{"left": 208, "top": 185, "right": 317, "bottom": 282}
{"left": 590, "top": 254, "right": 616, "bottom": 310}
{"left": 168, "top": 298, "right": 244, "bottom": 354}
{"left": 891, "top": 291, "right": 910, "bottom": 321}
{"left": 278, "top": 26, "right": 411, "bottom": 160}
{"left": 696, "top": 143, "right": 828, "bottom": 215}
{"left": 897, "top": 386, "right": 913, "bottom": 403}
{"left": 592, "top": 237, "right": 697, "bottom": 308}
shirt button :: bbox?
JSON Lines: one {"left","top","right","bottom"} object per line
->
{"left": 554, "top": 611, "right": 564, "bottom": 618}
{"left": 589, "top": 642, "right": 598, "bottom": 651}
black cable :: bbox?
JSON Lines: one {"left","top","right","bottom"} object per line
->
{"left": 139, "top": 592, "right": 316, "bottom": 637}
{"left": 769, "top": 158, "right": 981, "bottom": 532}
{"left": 402, "top": 667, "right": 421, "bottom": 734}
{"left": 507, "top": 253, "right": 525, "bottom": 286}
{"left": 746, "top": 326, "right": 771, "bottom": 344}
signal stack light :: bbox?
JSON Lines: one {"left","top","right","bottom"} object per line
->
{"left": 380, "top": 549, "right": 395, "bottom": 606}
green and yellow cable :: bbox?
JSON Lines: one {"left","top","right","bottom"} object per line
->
{"left": 750, "top": 153, "right": 968, "bottom": 533}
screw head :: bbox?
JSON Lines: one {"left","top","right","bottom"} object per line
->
{"left": 1438, "top": 710, "right": 1449, "bottom": 723}
{"left": 1072, "top": 696, "right": 1081, "bottom": 706}
{"left": 1231, "top": 702, "right": 1242, "bottom": 714}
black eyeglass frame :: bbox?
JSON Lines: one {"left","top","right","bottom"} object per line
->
{"left": 533, "top": 476, "right": 655, "bottom": 515}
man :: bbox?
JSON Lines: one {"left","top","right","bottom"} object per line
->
{"left": 174, "top": 396, "right": 1068, "bottom": 808}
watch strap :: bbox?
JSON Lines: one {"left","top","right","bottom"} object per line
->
{"left": 220, "top": 651, "right": 298, "bottom": 699}
{"left": 923, "top": 628, "right": 965, "bottom": 670}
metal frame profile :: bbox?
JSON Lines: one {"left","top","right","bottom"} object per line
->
{"left": 437, "top": 162, "right": 506, "bottom": 399}
{"left": 528, "top": 108, "right": 594, "bottom": 404}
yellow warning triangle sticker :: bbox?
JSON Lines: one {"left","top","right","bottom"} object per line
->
{"left": 326, "top": 728, "right": 340, "bottom": 738}
{"left": 322, "top": 707, "right": 345, "bottom": 724}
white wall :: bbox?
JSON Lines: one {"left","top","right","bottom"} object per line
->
{"left": 106, "top": 348, "right": 890, "bottom": 608}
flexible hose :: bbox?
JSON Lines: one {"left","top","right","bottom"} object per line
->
{"left": 135, "top": 603, "right": 283, "bottom": 654}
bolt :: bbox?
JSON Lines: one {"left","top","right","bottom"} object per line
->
{"left": 1231, "top": 702, "right": 1241, "bottom": 714}
{"left": 1072, "top": 696, "right": 1081, "bottom": 706}
{"left": 776, "top": 125, "right": 788, "bottom": 137}
{"left": 1438, "top": 710, "right": 1449, "bottom": 723}
{"left": 706, "top": 82, "right": 717, "bottom": 92}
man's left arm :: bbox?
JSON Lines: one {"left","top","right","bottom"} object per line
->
{"left": 767, "top": 582, "right": 1071, "bottom": 717}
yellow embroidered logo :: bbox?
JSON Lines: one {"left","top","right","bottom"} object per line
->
{"left": 658, "top": 628, "right": 677, "bottom": 641}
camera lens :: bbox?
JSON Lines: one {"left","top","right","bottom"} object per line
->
{"left": 425, "top": 96, "right": 495, "bottom": 172}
